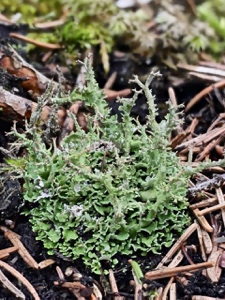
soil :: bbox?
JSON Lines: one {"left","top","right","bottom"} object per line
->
{"left": 0, "top": 12, "right": 225, "bottom": 300}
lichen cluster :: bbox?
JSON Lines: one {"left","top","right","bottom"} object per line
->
{"left": 7, "top": 57, "right": 195, "bottom": 273}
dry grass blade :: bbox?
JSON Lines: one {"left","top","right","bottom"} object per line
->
{"left": 156, "top": 223, "right": 198, "bottom": 269}
{"left": 0, "top": 260, "right": 40, "bottom": 300}
{"left": 0, "top": 269, "right": 25, "bottom": 300}
{"left": 177, "top": 63, "right": 225, "bottom": 77}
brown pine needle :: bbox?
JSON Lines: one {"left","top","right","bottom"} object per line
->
{"left": 0, "top": 260, "right": 40, "bottom": 300}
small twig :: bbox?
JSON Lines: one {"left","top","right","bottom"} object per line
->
{"left": 9, "top": 33, "right": 63, "bottom": 50}
{"left": 0, "top": 246, "right": 18, "bottom": 259}
{"left": 0, "top": 260, "right": 40, "bottom": 300}
{"left": 192, "top": 296, "right": 224, "bottom": 300}
{"left": 196, "top": 222, "right": 207, "bottom": 261}
{"left": 104, "top": 72, "right": 117, "bottom": 90}
{"left": 145, "top": 262, "right": 213, "bottom": 281}
{"left": 216, "top": 187, "right": 225, "bottom": 227}
{"left": 0, "top": 226, "right": 39, "bottom": 269}
{"left": 189, "top": 197, "right": 218, "bottom": 210}
{"left": 0, "top": 269, "right": 25, "bottom": 300}
{"left": 181, "top": 244, "right": 194, "bottom": 265}
{"left": 195, "top": 135, "right": 225, "bottom": 162}
{"left": 184, "top": 78, "right": 225, "bottom": 112}
{"left": 169, "top": 283, "right": 177, "bottom": 300}
{"left": 197, "top": 203, "right": 225, "bottom": 216}
{"left": 156, "top": 223, "right": 198, "bottom": 269}
{"left": 192, "top": 208, "right": 213, "bottom": 232}
{"left": 176, "top": 126, "right": 225, "bottom": 151}
{"left": 162, "top": 277, "right": 174, "bottom": 300}
{"left": 188, "top": 174, "right": 225, "bottom": 194}
{"left": 109, "top": 269, "right": 123, "bottom": 300}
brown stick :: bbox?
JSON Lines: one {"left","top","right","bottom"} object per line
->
{"left": 10, "top": 33, "right": 63, "bottom": 50}
{"left": 0, "top": 269, "right": 25, "bottom": 300}
{"left": 0, "top": 260, "right": 40, "bottom": 300}
{"left": 197, "top": 203, "right": 225, "bottom": 216}
{"left": 0, "top": 226, "right": 39, "bottom": 269}
{"left": 109, "top": 269, "right": 123, "bottom": 300}
{"left": 156, "top": 223, "right": 198, "bottom": 269}
{"left": 184, "top": 79, "right": 225, "bottom": 113}
{"left": 145, "top": 262, "right": 213, "bottom": 281}
{"left": 0, "top": 246, "right": 18, "bottom": 259}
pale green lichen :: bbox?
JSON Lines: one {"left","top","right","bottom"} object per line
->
{"left": 7, "top": 57, "right": 223, "bottom": 274}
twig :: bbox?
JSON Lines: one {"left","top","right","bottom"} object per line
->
{"left": 181, "top": 244, "right": 194, "bottom": 265}
{"left": 169, "top": 283, "right": 176, "bottom": 300}
{"left": 145, "top": 262, "right": 213, "bottom": 281}
{"left": 0, "top": 260, "right": 40, "bottom": 300}
{"left": 197, "top": 203, "right": 225, "bottom": 216}
{"left": 9, "top": 33, "right": 63, "bottom": 50}
{"left": 184, "top": 79, "right": 225, "bottom": 112}
{"left": 0, "top": 226, "right": 39, "bottom": 269}
{"left": 104, "top": 72, "right": 117, "bottom": 90}
{"left": 216, "top": 187, "right": 225, "bottom": 227}
{"left": 162, "top": 277, "right": 174, "bottom": 300}
{"left": 188, "top": 174, "right": 225, "bottom": 194}
{"left": 109, "top": 269, "right": 123, "bottom": 300}
{"left": 192, "top": 208, "right": 213, "bottom": 232}
{"left": 0, "top": 246, "right": 18, "bottom": 259}
{"left": 189, "top": 197, "right": 218, "bottom": 209}
{"left": 0, "top": 269, "right": 25, "bottom": 300}
{"left": 156, "top": 223, "right": 198, "bottom": 269}
{"left": 192, "top": 296, "right": 225, "bottom": 300}
{"left": 196, "top": 222, "right": 207, "bottom": 261}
